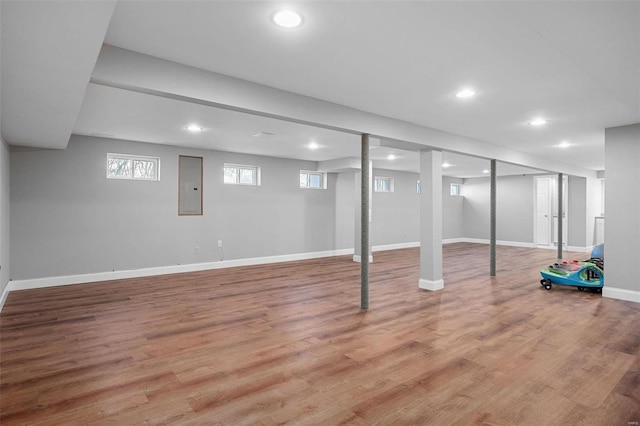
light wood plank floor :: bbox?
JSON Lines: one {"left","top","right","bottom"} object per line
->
{"left": 1, "top": 243, "right": 639, "bottom": 425}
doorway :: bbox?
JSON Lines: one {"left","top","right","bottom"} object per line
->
{"left": 534, "top": 175, "right": 568, "bottom": 248}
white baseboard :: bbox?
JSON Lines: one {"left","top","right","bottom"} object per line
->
{"left": 537, "top": 244, "right": 592, "bottom": 253}
{"left": 462, "top": 238, "right": 536, "bottom": 248}
{"left": 5, "top": 248, "right": 355, "bottom": 296}
{"left": 372, "top": 241, "right": 420, "bottom": 252}
{"left": 443, "top": 238, "right": 467, "bottom": 244}
{"left": 419, "top": 278, "right": 444, "bottom": 291}
{"left": 0, "top": 282, "right": 10, "bottom": 312}
{"left": 603, "top": 287, "right": 640, "bottom": 304}
{"left": 353, "top": 254, "right": 374, "bottom": 263}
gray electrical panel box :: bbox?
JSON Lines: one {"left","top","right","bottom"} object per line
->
{"left": 178, "top": 155, "right": 203, "bottom": 215}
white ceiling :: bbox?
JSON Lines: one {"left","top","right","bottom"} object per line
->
{"left": 2, "top": 1, "right": 639, "bottom": 178}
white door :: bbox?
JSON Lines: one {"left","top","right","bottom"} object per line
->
{"left": 536, "top": 177, "right": 552, "bottom": 246}
{"left": 551, "top": 176, "right": 569, "bottom": 247}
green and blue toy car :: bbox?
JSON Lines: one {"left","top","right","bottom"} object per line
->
{"left": 539, "top": 244, "right": 604, "bottom": 292}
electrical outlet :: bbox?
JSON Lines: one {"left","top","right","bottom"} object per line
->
{"left": 218, "top": 240, "right": 223, "bottom": 247}
{"left": 195, "top": 246, "right": 200, "bottom": 254}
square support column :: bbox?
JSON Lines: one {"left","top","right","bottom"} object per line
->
{"left": 419, "top": 150, "right": 444, "bottom": 291}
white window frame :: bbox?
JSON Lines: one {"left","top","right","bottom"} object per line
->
{"left": 300, "top": 170, "right": 327, "bottom": 189}
{"left": 106, "top": 153, "right": 160, "bottom": 181}
{"left": 450, "top": 183, "right": 461, "bottom": 196}
{"left": 223, "top": 163, "right": 261, "bottom": 186}
{"left": 374, "top": 176, "right": 394, "bottom": 193}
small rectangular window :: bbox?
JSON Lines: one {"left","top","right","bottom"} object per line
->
{"left": 107, "top": 153, "right": 159, "bottom": 181}
{"left": 450, "top": 183, "right": 461, "bottom": 196}
{"left": 416, "top": 180, "right": 421, "bottom": 194}
{"left": 374, "top": 176, "right": 393, "bottom": 193}
{"left": 300, "top": 171, "right": 326, "bottom": 189}
{"left": 224, "top": 163, "right": 260, "bottom": 186}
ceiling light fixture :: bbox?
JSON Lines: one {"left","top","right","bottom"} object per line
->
{"left": 308, "top": 142, "right": 319, "bottom": 150}
{"left": 186, "top": 124, "right": 203, "bottom": 132}
{"left": 483, "top": 169, "right": 490, "bottom": 174}
{"left": 529, "top": 118, "right": 547, "bottom": 126}
{"left": 387, "top": 154, "right": 396, "bottom": 160}
{"left": 456, "top": 88, "right": 476, "bottom": 99}
{"left": 253, "top": 131, "right": 276, "bottom": 137}
{"left": 558, "top": 141, "right": 571, "bottom": 148}
{"left": 272, "top": 10, "right": 303, "bottom": 28}
{"left": 442, "top": 162, "right": 451, "bottom": 168}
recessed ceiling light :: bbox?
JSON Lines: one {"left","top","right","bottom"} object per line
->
{"left": 253, "top": 131, "right": 276, "bottom": 138}
{"left": 456, "top": 88, "right": 476, "bottom": 99}
{"left": 482, "top": 169, "right": 490, "bottom": 174}
{"left": 529, "top": 118, "right": 547, "bottom": 126}
{"left": 308, "top": 142, "right": 319, "bottom": 150}
{"left": 558, "top": 141, "right": 571, "bottom": 148}
{"left": 272, "top": 10, "right": 303, "bottom": 28}
{"left": 387, "top": 154, "right": 396, "bottom": 160}
{"left": 186, "top": 124, "right": 203, "bottom": 132}
{"left": 442, "top": 162, "right": 452, "bottom": 168}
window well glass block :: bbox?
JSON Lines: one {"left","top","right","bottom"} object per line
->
{"left": 107, "top": 157, "right": 132, "bottom": 178}
{"left": 133, "top": 159, "right": 157, "bottom": 180}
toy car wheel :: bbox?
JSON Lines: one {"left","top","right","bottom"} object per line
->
{"left": 544, "top": 284, "right": 552, "bottom": 291}
{"left": 578, "top": 286, "right": 585, "bottom": 292}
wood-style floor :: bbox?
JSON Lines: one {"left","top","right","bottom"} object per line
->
{"left": 1, "top": 243, "right": 639, "bottom": 425}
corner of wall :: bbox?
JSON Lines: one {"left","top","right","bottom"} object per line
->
{"left": 0, "top": 136, "right": 11, "bottom": 312}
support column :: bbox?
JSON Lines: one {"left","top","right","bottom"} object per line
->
{"left": 490, "top": 159, "right": 497, "bottom": 277}
{"left": 418, "top": 150, "right": 444, "bottom": 291}
{"left": 557, "top": 172, "right": 563, "bottom": 260}
{"left": 353, "top": 165, "right": 373, "bottom": 264}
{"left": 361, "top": 134, "right": 370, "bottom": 310}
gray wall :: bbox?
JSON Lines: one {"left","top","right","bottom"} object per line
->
{"left": 605, "top": 123, "right": 640, "bottom": 293}
{"left": 1, "top": 137, "right": 10, "bottom": 293}
{"left": 9, "top": 133, "right": 602, "bottom": 284}
{"left": 443, "top": 176, "right": 464, "bottom": 240}
{"left": 371, "top": 168, "right": 420, "bottom": 246}
{"left": 462, "top": 174, "right": 534, "bottom": 243}
{"left": 568, "top": 175, "right": 587, "bottom": 248}
{"left": 334, "top": 170, "right": 355, "bottom": 250}
{"left": 567, "top": 175, "right": 600, "bottom": 249}
{"left": 333, "top": 170, "right": 464, "bottom": 251}
{"left": 10, "top": 136, "right": 337, "bottom": 280}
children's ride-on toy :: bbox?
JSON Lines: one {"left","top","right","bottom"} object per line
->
{"left": 539, "top": 244, "right": 604, "bottom": 293}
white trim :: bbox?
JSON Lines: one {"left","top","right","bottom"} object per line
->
{"left": 443, "top": 238, "right": 467, "bottom": 244}
{"left": 603, "top": 287, "right": 640, "bottom": 304}
{"left": 460, "top": 238, "right": 536, "bottom": 248}
{"left": 372, "top": 241, "right": 419, "bottom": 251}
{"left": 5, "top": 249, "right": 355, "bottom": 295}
{"left": 0, "top": 283, "right": 10, "bottom": 312}
{"left": 352, "top": 254, "right": 374, "bottom": 263}
{"left": 567, "top": 245, "right": 593, "bottom": 253}
{"left": 419, "top": 278, "right": 444, "bottom": 291}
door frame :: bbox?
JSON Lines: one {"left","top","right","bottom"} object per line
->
{"left": 534, "top": 175, "right": 568, "bottom": 248}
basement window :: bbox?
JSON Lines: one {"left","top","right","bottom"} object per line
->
{"left": 107, "top": 153, "right": 160, "bottom": 181}
{"left": 450, "top": 183, "right": 461, "bottom": 196}
{"left": 300, "top": 171, "right": 326, "bottom": 189}
{"left": 374, "top": 176, "right": 394, "bottom": 193}
{"left": 224, "top": 163, "right": 261, "bottom": 186}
